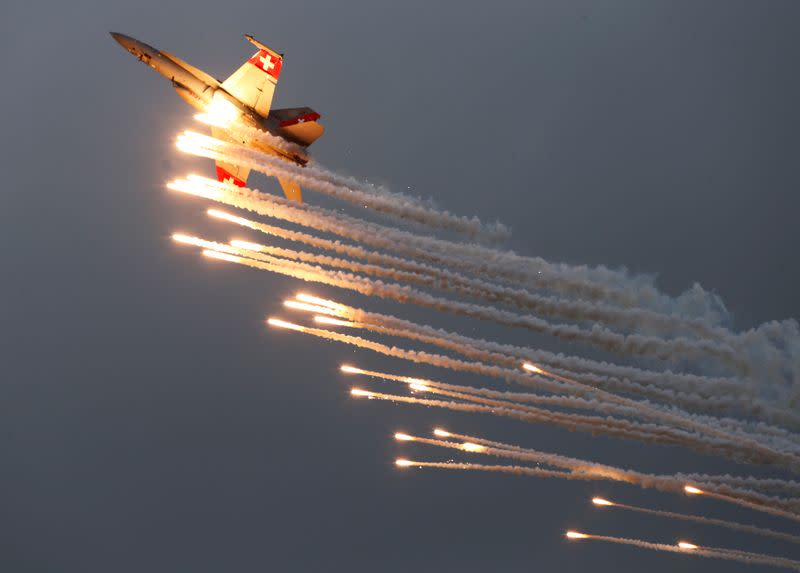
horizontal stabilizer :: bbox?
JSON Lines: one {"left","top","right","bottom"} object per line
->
{"left": 271, "top": 107, "right": 324, "bottom": 147}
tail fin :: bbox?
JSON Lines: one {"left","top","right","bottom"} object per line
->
{"left": 221, "top": 38, "right": 283, "bottom": 119}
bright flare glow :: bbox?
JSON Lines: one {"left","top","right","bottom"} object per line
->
{"left": 167, "top": 178, "right": 223, "bottom": 200}
{"left": 433, "top": 428, "right": 451, "bottom": 438}
{"left": 198, "top": 94, "right": 241, "bottom": 128}
{"left": 394, "top": 433, "right": 414, "bottom": 442}
{"left": 403, "top": 376, "right": 431, "bottom": 385}
{"left": 678, "top": 542, "right": 698, "bottom": 550}
{"left": 566, "top": 531, "right": 589, "bottom": 540}
{"left": 341, "top": 365, "right": 365, "bottom": 374}
{"left": 592, "top": 497, "right": 614, "bottom": 506}
{"left": 266, "top": 318, "right": 305, "bottom": 332}
{"left": 208, "top": 209, "right": 250, "bottom": 226}
{"left": 194, "top": 113, "right": 225, "bottom": 128}
{"left": 188, "top": 174, "right": 225, "bottom": 186}
{"left": 684, "top": 485, "right": 704, "bottom": 495}
{"left": 350, "top": 388, "right": 373, "bottom": 397}
{"left": 461, "top": 442, "right": 486, "bottom": 452}
{"left": 522, "top": 363, "right": 544, "bottom": 374}
{"left": 230, "top": 240, "right": 264, "bottom": 252}
{"left": 295, "top": 293, "right": 344, "bottom": 310}
{"left": 203, "top": 250, "right": 241, "bottom": 263}
{"left": 284, "top": 300, "right": 339, "bottom": 316}
{"left": 176, "top": 131, "right": 224, "bottom": 155}
{"left": 172, "top": 233, "right": 195, "bottom": 245}
{"left": 176, "top": 140, "right": 205, "bottom": 155}
{"left": 176, "top": 131, "right": 219, "bottom": 150}
{"left": 408, "top": 383, "right": 430, "bottom": 392}
{"left": 395, "top": 459, "right": 413, "bottom": 467}
{"left": 314, "top": 316, "right": 355, "bottom": 327}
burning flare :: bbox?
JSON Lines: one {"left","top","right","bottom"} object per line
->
{"left": 203, "top": 249, "right": 242, "bottom": 263}
{"left": 461, "top": 442, "right": 487, "bottom": 452}
{"left": 296, "top": 293, "right": 345, "bottom": 311}
{"left": 284, "top": 300, "right": 340, "bottom": 316}
{"left": 341, "top": 365, "right": 366, "bottom": 375}
{"left": 267, "top": 317, "right": 305, "bottom": 332}
{"left": 230, "top": 239, "right": 264, "bottom": 252}
{"left": 566, "top": 531, "right": 590, "bottom": 539}
{"left": 314, "top": 316, "right": 357, "bottom": 327}
{"left": 522, "top": 362, "right": 545, "bottom": 374}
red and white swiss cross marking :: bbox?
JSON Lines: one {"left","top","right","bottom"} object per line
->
{"left": 216, "top": 166, "right": 246, "bottom": 187}
{"left": 280, "top": 112, "right": 321, "bottom": 127}
{"left": 248, "top": 50, "right": 282, "bottom": 80}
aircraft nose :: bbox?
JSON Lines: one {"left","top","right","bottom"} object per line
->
{"left": 110, "top": 32, "right": 136, "bottom": 51}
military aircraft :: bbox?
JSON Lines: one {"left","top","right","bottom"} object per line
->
{"left": 111, "top": 32, "right": 324, "bottom": 202}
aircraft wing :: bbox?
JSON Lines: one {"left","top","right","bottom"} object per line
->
{"left": 220, "top": 43, "right": 283, "bottom": 119}
{"left": 211, "top": 126, "right": 249, "bottom": 187}
{"left": 210, "top": 126, "right": 302, "bottom": 202}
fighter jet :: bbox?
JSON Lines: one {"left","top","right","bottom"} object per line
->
{"left": 111, "top": 32, "right": 324, "bottom": 202}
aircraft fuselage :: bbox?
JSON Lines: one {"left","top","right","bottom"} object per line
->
{"left": 111, "top": 32, "right": 309, "bottom": 165}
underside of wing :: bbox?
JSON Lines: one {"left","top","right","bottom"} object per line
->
{"left": 211, "top": 126, "right": 249, "bottom": 186}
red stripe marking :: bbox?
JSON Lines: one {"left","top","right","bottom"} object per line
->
{"left": 247, "top": 50, "right": 282, "bottom": 81}
{"left": 279, "top": 112, "right": 321, "bottom": 127}
{"left": 216, "top": 166, "right": 246, "bottom": 187}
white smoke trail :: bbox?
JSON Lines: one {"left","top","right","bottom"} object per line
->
{"left": 209, "top": 207, "right": 735, "bottom": 344}
{"left": 177, "top": 132, "right": 510, "bottom": 242}
{"left": 201, "top": 119, "right": 307, "bottom": 159}
{"left": 179, "top": 175, "right": 800, "bottom": 396}
{"left": 311, "top": 301, "right": 800, "bottom": 433}
{"left": 391, "top": 431, "right": 800, "bottom": 520}
{"left": 344, "top": 316, "right": 800, "bottom": 442}
{"left": 196, "top": 250, "right": 800, "bottom": 465}
{"left": 430, "top": 430, "right": 800, "bottom": 517}
{"left": 595, "top": 498, "right": 800, "bottom": 545}
{"left": 390, "top": 380, "right": 734, "bottom": 453}
{"left": 169, "top": 175, "right": 722, "bottom": 319}
{"left": 171, "top": 174, "right": 800, "bottom": 396}
{"left": 681, "top": 473, "right": 800, "bottom": 497}
{"left": 344, "top": 362, "right": 800, "bottom": 471}
{"left": 569, "top": 533, "right": 800, "bottom": 571}
{"left": 212, "top": 122, "right": 439, "bottom": 211}
{"left": 225, "top": 239, "right": 750, "bottom": 369}
{"left": 183, "top": 229, "right": 747, "bottom": 370}
{"left": 343, "top": 365, "right": 799, "bottom": 462}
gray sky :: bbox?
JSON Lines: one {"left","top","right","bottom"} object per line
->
{"left": 2, "top": 1, "right": 799, "bottom": 571}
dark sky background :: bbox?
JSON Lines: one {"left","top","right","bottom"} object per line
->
{"left": 3, "top": 1, "right": 799, "bottom": 571}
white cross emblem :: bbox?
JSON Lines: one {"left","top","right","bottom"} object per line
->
{"left": 259, "top": 54, "right": 275, "bottom": 72}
